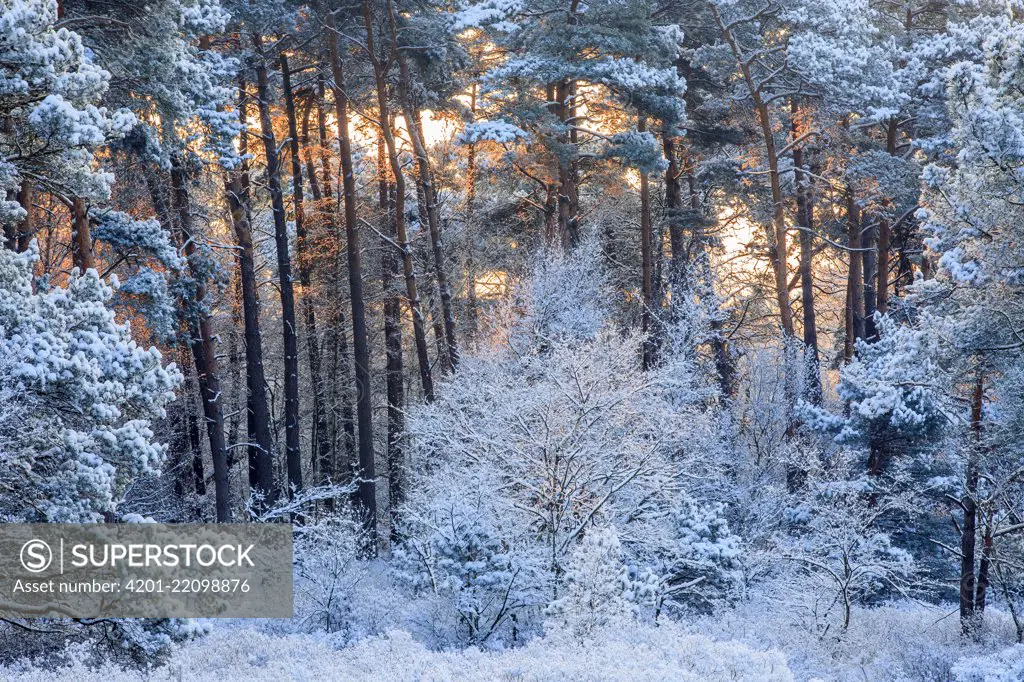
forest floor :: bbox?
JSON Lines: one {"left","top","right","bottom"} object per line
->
{"left": 2, "top": 602, "right": 1022, "bottom": 680}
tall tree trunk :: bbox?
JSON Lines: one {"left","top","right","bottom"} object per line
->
{"left": 170, "top": 158, "right": 231, "bottom": 522}
{"left": 961, "top": 370, "right": 984, "bottom": 635}
{"left": 639, "top": 117, "right": 655, "bottom": 370}
{"left": 791, "top": 99, "right": 821, "bottom": 404}
{"left": 415, "top": 182, "right": 451, "bottom": 375}
{"left": 714, "top": 10, "right": 796, "bottom": 418}
{"left": 178, "top": 350, "right": 207, "bottom": 503}
{"left": 464, "top": 83, "right": 479, "bottom": 339}
{"left": 554, "top": 78, "right": 580, "bottom": 249}
{"left": 393, "top": 40, "right": 459, "bottom": 371}
{"left": 253, "top": 36, "right": 303, "bottom": 496}
{"left": 662, "top": 133, "right": 686, "bottom": 294}
{"left": 976, "top": 519, "right": 993, "bottom": 617}
{"left": 224, "top": 77, "right": 276, "bottom": 506}
{"left": 845, "top": 192, "right": 866, "bottom": 362}
{"left": 876, "top": 118, "right": 898, "bottom": 317}
{"left": 543, "top": 181, "right": 558, "bottom": 245}
{"left": 378, "top": 134, "right": 406, "bottom": 538}
{"left": 363, "top": 0, "right": 434, "bottom": 402}
{"left": 312, "top": 75, "right": 356, "bottom": 487}
{"left": 283, "top": 53, "right": 333, "bottom": 492}
{"left": 302, "top": 95, "right": 322, "bottom": 204}
{"left": 71, "top": 197, "right": 94, "bottom": 272}
{"left": 863, "top": 222, "right": 878, "bottom": 340}
{"left": 324, "top": 3, "right": 377, "bottom": 538}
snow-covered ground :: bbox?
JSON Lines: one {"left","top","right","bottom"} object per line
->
{"left": 2, "top": 623, "right": 792, "bottom": 681}
{"left": 4, "top": 603, "right": 1024, "bottom": 681}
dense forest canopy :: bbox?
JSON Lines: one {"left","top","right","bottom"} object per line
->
{"left": 3, "top": 0, "right": 1024, "bottom": 678}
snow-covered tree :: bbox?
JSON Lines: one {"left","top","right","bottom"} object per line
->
{"left": 779, "top": 469, "right": 919, "bottom": 633}
{"left": 396, "top": 242, "right": 734, "bottom": 641}
{"left": 0, "top": 0, "right": 134, "bottom": 235}
{"left": 457, "top": 0, "right": 686, "bottom": 244}
{"left": 0, "top": 243, "right": 181, "bottom": 520}
{"left": 544, "top": 526, "right": 635, "bottom": 641}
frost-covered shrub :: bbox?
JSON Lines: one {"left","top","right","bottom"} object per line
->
{"left": 953, "top": 644, "right": 1024, "bottom": 682}
{"left": 545, "top": 526, "right": 635, "bottom": 641}
{"left": 647, "top": 496, "right": 743, "bottom": 615}
{"left": 777, "top": 469, "right": 919, "bottom": 633}
{"left": 293, "top": 510, "right": 369, "bottom": 636}
{"left": 0, "top": 623, "right": 795, "bottom": 681}
{"left": 394, "top": 499, "right": 521, "bottom": 645}
{"left": 696, "top": 600, "right": 1019, "bottom": 682}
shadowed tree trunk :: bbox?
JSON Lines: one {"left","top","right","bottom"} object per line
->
{"left": 961, "top": 369, "right": 985, "bottom": 636}
{"left": 282, "top": 53, "right": 333, "bottom": 492}
{"left": 554, "top": 76, "right": 580, "bottom": 249}
{"left": 393, "top": 32, "right": 458, "bottom": 371}
{"left": 309, "top": 75, "right": 356, "bottom": 486}
{"left": 845, "top": 192, "right": 866, "bottom": 363}
{"left": 465, "top": 82, "right": 479, "bottom": 339}
{"left": 169, "top": 157, "right": 231, "bottom": 522}
{"left": 253, "top": 35, "right": 302, "bottom": 496}
{"left": 876, "top": 118, "right": 899, "bottom": 317}
{"left": 224, "top": 76, "right": 275, "bottom": 506}
{"left": 324, "top": 2, "right": 377, "bottom": 538}
{"left": 362, "top": 0, "right": 434, "bottom": 402}
{"left": 639, "top": 116, "right": 655, "bottom": 370}
{"left": 792, "top": 99, "right": 820, "bottom": 404}
{"left": 378, "top": 133, "right": 406, "bottom": 538}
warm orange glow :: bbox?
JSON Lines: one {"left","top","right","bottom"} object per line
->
{"left": 474, "top": 270, "right": 509, "bottom": 299}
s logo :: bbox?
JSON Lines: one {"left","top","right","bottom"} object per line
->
{"left": 20, "top": 540, "right": 52, "bottom": 573}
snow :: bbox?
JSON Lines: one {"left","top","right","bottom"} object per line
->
{"left": 0, "top": 624, "right": 794, "bottom": 681}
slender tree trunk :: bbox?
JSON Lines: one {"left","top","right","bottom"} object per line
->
{"left": 378, "top": 134, "right": 406, "bottom": 538}
{"left": 224, "top": 77, "right": 276, "bottom": 506}
{"left": 313, "top": 75, "right": 356, "bottom": 486}
{"left": 639, "top": 117, "right": 655, "bottom": 370}
{"left": 876, "top": 118, "right": 898, "bottom": 316}
{"left": 363, "top": 0, "right": 434, "bottom": 402}
{"left": 877, "top": 218, "right": 891, "bottom": 316}
{"left": 302, "top": 96, "right": 322, "bottom": 204}
{"left": 662, "top": 133, "right": 686, "bottom": 294}
{"left": 554, "top": 77, "right": 580, "bottom": 249}
{"left": 714, "top": 11, "right": 796, "bottom": 420}
{"left": 324, "top": 3, "right": 377, "bottom": 538}
{"left": 464, "top": 83, "right": 479, "bottom": 339}
{"left": 962, "top": 370, "right": 985, "bottom": 635}
{"left": 225, "top": 278, "right": 243, "bottom": 463}
{"left": 863, "top": 221, "right": 878, "bottom": 340}
{"left": 791, "top": 99, "right": 821, "bottom": 404}
{"left": 253, "top": 36, "right": 302, "bottom": 496}
{"left": 283, "top": 53, "right": 333, "bottom": 491}
{"left": 976, "top": 519, "right": 993, "bottom": 616}
{"left": 757, "top": 102, "right": 795, "bottom": 342}
{"left": 845, "top": 192, "right": 866, "bottom": 362}
{"left": 169, "top": 158, "right": 231, "bottom": 522}
{"left": 71, "top": 197, "right": 94, "bottom": 272}
{"left": 393, "top": 40, "right": 459, "bottom": 370}
{"left": 543, "top": 181, "right": 558, "bottom": 245}
{"left": 178, "top": 350, "right": 207, "bottom": 502}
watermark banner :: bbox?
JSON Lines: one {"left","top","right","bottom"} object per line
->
{"left": 0, "top": 524, "right": 293, "bottom": 618}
